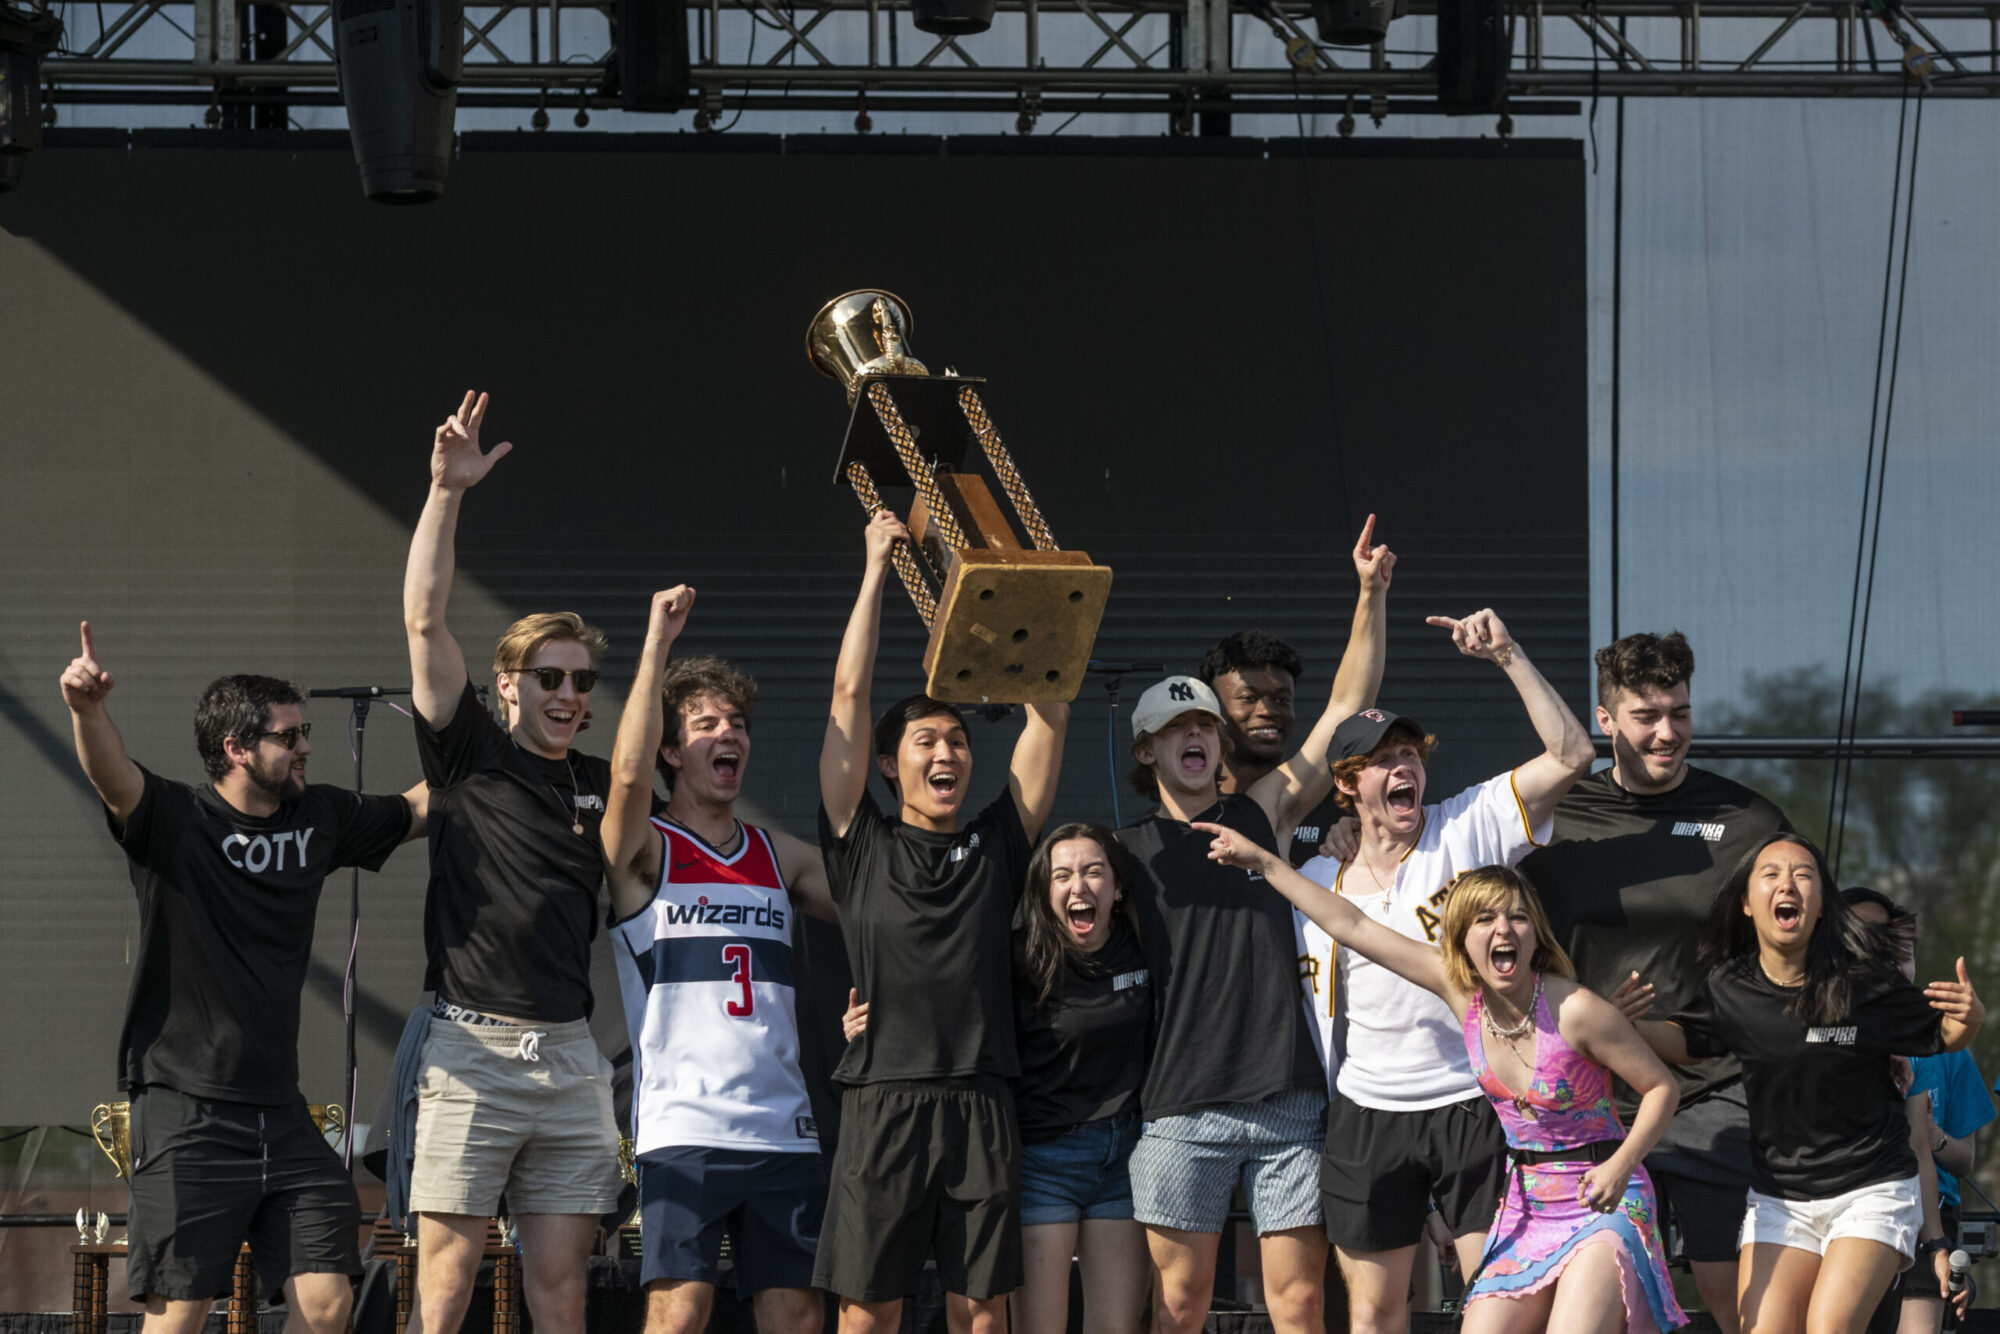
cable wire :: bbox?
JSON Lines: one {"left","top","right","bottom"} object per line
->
{"left": 1828, "top": 80, "right": 1925, "bottom": 876}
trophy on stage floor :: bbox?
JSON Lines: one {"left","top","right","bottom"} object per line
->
{"left": 807, "top": 291, "right": 1112, "bottom": 705}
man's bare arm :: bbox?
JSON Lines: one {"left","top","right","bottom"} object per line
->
{"left": 404, "top": 391, "right": 513, "bottom": 728}
{"left": 400, "top": 781, "right": 430, "bottom": 842}
{"left": 603, "top": 586, "right": 694, "bottom": 921}
{"left": 61, "top": 621, "right": 144, "bottom": 824}
{"left": 1253, "top": 514, "right": 1394, "bottom": 835}
{"left": 1426, "top": 609, "right": 1593, "bottom": 830}
{"left": 819, "top": 511, "right": 905, "bottom": 840}
{"left": 769, "top": 827, "right": 839, "bottom": 923}
{"left": 1008, "top": 702, "right": 1070, "bottom": 842}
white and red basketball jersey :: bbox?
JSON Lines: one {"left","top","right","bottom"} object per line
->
{"left": 612, "top": 818, "right": 817, "bottom": 1154}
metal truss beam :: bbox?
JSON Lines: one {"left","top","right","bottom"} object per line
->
{"left": 33, "top": 0, "right": 2000, "bottom": 118}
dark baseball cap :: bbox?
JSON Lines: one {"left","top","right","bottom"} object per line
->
{"left": 1332, "top": 708, "right": 1426, "bottom": 761}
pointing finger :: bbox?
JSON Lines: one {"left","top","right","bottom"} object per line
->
{"left": 1355, "top": 512, "right": 1377, "bottom": 557}
{"left": 80, "top": 620, "right": 95, "bottom": 660}
{"left": 1425, "top": 616, "right": 1460, "bottom": 630}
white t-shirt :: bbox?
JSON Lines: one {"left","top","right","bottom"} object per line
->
{"left": 1297, "top": 771, "right": 1551, "bottom": 1112}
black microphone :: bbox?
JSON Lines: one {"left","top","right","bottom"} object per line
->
{"left": 1943, "top": 1249, "right": 1971, "bottom": 1331}
{"left": 307, "top": 686, "right": 413, "bottom": 698}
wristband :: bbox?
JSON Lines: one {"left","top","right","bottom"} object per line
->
{"left": 1492, "top": 642, "right": 1515, "bottom": 669}
{"left": 1917, "top": 1237, "right": 1949, "bottom": 1257}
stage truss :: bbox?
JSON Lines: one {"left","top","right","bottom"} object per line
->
{"left": 29, "top": 0, "right": 2000, "bottom": 123}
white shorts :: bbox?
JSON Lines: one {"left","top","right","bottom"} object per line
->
{"left": 1740, "top": 1175, "right": 1921, "bottom": 1269}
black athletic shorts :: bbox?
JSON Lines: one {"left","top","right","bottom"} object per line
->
{"left": 637, "top": 1145, "right": 826, "bottom": 1294}
{"left": 812, "top": 1077, "right": 1021, "bottom": 1302}
{"left": 126, "top": 1085, "right": 362, "bottom": 1304}
{"left": 1320, "top": 1093, "right": 1506, "bottom": 1252}
{"left": 1642, "top": 1087, "right": 1755, "bottom": 1265}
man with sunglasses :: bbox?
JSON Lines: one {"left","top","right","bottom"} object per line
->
{"left": 61, "top": 626, "right": 425, "bottom": 1334}
{"left": 400, "top": 391, "right": 625, "bottom": 1334}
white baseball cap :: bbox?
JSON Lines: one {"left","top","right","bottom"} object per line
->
{"left": 1131, "top": 675, "right": 1225, "bottom": 739}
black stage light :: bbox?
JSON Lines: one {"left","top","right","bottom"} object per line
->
{"left": 0, "top": 3, "right": 62, "bottom": 192}
{"left": 1310, "top": 0, "right": 1405, "bottom": 47}
{"left": 911, "top": 0, "right": 996, "bottom": 39}
{"left": 1435, "top": 0, "right": 1510, "bottom": 111}
{"left": 612, "top": 0, "right": 689, "bottom": 111}
{"left": 332, "top": 0, "right": 462, "bottom": 203}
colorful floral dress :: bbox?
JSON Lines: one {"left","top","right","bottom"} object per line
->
{"left": 1463, "top": 983, "right": 1687, "bottom": 1332}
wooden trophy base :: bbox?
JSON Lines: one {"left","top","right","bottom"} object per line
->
{"left": 922, "top": 549, "right": 1112, "bottom": 704}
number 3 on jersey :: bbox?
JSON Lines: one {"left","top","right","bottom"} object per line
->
{"left": 722, "top": 944, "right": 754, "bottom": 1017}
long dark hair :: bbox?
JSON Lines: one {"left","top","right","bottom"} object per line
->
{"left": 1020, "top": 822, "right": 1142, "bottom": 1008}
{"left": 1699, "top": 832, "right": 1909, "bottom": 1026}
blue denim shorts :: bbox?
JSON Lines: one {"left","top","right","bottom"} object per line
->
{"left": 1019, "top": 1111, "right": 1141, "bottom": 1227}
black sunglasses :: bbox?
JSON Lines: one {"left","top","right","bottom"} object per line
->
{"left": 516, "top": 667, "right": 600, "bottom": 693}
{"left": 251, "top": 723, "right": 313, "bottom": 749}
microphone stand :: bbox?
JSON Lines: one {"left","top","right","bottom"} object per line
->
{"left": 1086, "top": 661, "right": 1163, "bottom": 828}
{"left": 307, "top": 685, "right": 412, "bottom": 1169}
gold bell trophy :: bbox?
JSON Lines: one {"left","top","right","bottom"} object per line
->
{"left": 806, "top": 291, "right": 1112, "bottom": 705}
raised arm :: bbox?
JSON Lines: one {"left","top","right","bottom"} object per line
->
{"left": 1560, "top": 985, "right": 1681, "bottom": 1210}
{"left": 603, "top": 586, "right": 694, "bottom": 920}
{"left": 768, "top": 827, "right": 839, "bottom": 923}
{"left": 1251, "top": 515, "right": 1394, "bottom": 836}
{"left": 1192, "top": 820, "right": 1459, "bottom": 1010}
{"left": 1008, "top": 702, "right": 1070, "bottom": 841}
{"left": 1926, "top": 958, "right": 1985, "bottom": 1052}
{"left": 404, "top": 391, "right": 513, "bottom": 729}
{"left": 60, "top": 621, "right": 144, "bottom": 824}
{"left": 819, "top": 510, "right": 906, "bottom": 839}
{"left": 1426, "top": 609, "right": 1593, "bottom": 831}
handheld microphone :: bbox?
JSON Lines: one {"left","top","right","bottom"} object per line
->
{"left": 1943, "top": 1250, "right": 1971, "bottom": 1332}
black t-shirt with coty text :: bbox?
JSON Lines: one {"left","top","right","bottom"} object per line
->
{"left": 417, "top": 680, "right": 612, "bottom": 1023}
{"left": 1677, "top": 953, "right": 1944, "bottom": 1200}
{"left": 1522, "top": 766, "right": 1792, "bottom": 1108}
{"left": 1121, "top": 794, "right": 1325, "bottom": 1120}
{"left": 112, "top": 765, "right": 410, "bottom": 1103}
{"left": 819, "top": 789, "right": 1031, "bottom": 1085}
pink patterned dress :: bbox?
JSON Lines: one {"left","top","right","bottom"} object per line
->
{"left": 1463, "top": 984, "right": 1686, "bottom": 1332}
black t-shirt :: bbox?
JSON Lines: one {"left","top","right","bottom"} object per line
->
{"left": 417, "top": 680, "right": 613, "bottom": 1023}
{"left": 112, "top": 765, "right": 410, "bottom": 1103}
{"left": 1288, "top": 788, "right": 1347, "bottom": 870}
{"left": 1013, "top": 919, "right": 1152, "bottom": 1142}
{"left": 818, "top": 789, "right": 1032, "bottom": 1085}
{"left": 1678, "top": 954, "right": 1944, "bottom": 1199}
{"left": 1121, "top": 794, "right": 1324, "bottom": 1119}
{"left": 1520, "top": 766, "right": 1791, "bottom": 1107}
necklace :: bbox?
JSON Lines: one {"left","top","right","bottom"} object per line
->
{"left": 516, "top": 740, "right": 587, "bottom": 837}
{"left": 1482, "top": 972, "right": 1542, "bottom": 1040}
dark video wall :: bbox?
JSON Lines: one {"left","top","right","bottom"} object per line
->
{"left": 0, "top": 132, "right": 1585, "bottom": 1127}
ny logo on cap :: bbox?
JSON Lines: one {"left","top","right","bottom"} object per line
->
{"left": 1169, "top": 682, "right": 1195, "bottom": 702}
{"left": 1361, "top": 708, "right": 1387, "bottom": 722}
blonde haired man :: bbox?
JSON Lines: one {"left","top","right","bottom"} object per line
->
{"left": 400, "top": 391, "right": 623, "bottom": 1334}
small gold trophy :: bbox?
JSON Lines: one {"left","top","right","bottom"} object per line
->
{"left": 807, "top": 291, "right": 1112, "bottom": 705}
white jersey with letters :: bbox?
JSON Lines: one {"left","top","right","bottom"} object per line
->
{"left": 1297, "top": 771, "right": 1551, "bottom": 1112}
{"left": 1296, "top": 909, "right": 1339, "bottom": 1100}
{"left": 612, "top": 817, "right": 817, "bottom": 1154}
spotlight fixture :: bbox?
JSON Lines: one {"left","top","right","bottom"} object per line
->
{"left": 0, "top": 2, "right": 61, "bottom": 192}
{"left": 911, "top": 0, "right": 996, "bottom": 39}
{"left": 331, "top": 0, "right": 462, "bottom": 203}
{"left": 1309, "top": 0, "right": 1405, "bottom": 47}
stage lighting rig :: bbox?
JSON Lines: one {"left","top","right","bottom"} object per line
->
{"left": 331, "top": 0, "right": 462, "bottom": 203}
{"left": 1309, "top": 0, "right": 1406, "bottom": 47}
{"left": 0, "top": 2, "right": 61, "bottom": 192}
